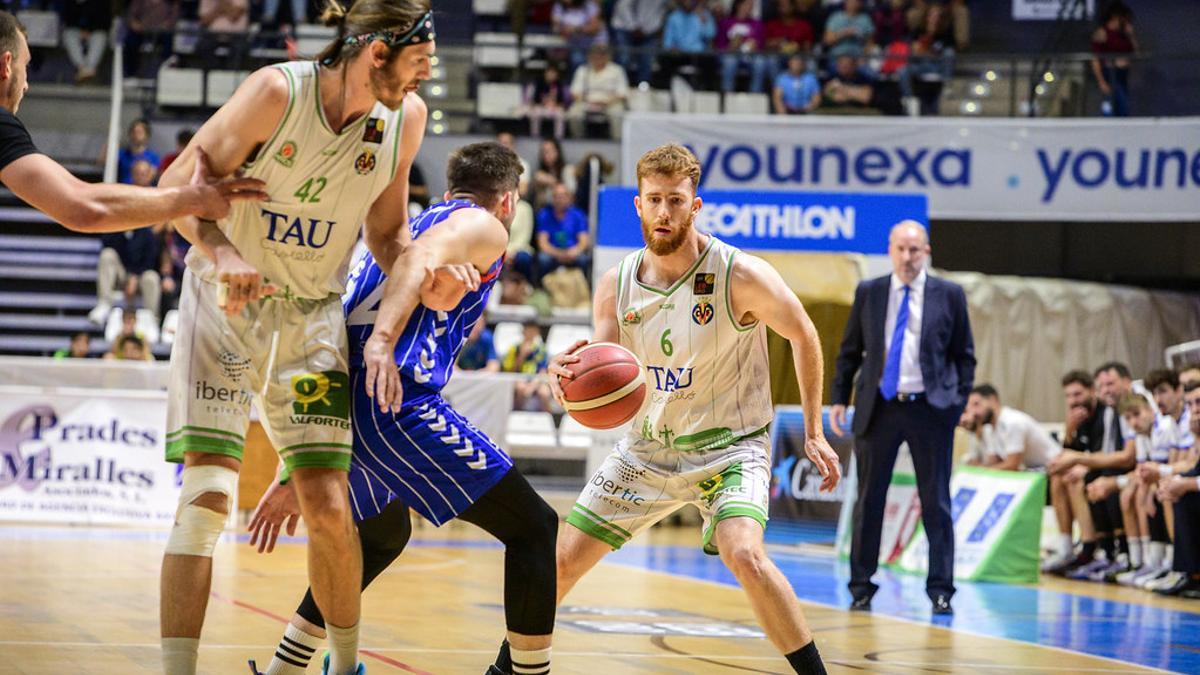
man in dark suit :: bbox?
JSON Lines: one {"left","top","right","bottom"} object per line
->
{"left": 830, "top": 220, "right": 976, "bottom": 615}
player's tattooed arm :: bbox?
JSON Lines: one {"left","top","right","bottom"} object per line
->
{"left": 364, "top": 93, "right": 428, "bottom": 272}
{"left": 363, "top": 208, "right": 505, "bottom": 412}
{"left": 731, "top": 254, "right": 841, "bottom": 492}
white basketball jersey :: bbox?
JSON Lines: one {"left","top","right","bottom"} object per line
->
{"left": 186, "top": 60, "right": 406, "bottom": 299}
{"left": 615, "top": 237, "right": 773, "bottom": 453}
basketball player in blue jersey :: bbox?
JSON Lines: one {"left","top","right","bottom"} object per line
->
{"left": 248, "top": 142, "right": 558, "bottom": 675}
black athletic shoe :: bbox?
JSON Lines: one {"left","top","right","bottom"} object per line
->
{"left": 484, "top": 667, "right": 508, "bottom": 675}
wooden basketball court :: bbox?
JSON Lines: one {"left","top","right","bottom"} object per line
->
{"left": 1, "top": 517, "right": 1186, "bottom": 674}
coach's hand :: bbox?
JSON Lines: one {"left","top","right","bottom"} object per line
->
{"left": 547, "top": 340, "right": 589, "bottom": 405}
{"left": 829, "top": 404, "right": 848, "bottom": 438}
{"left": 805, "top": 434, "right": 841, "bottom": 492}
{"left": 189, "top": 146, "right": 269, "bottom": 221}
{"left": 364, "top": 333, "right": 403, "bottom": 413}
{"left": 214, "top": 250, "right": 277, "bottom": 316}
{"left": 248, "top": 479, "right": 300, "bottom": 554}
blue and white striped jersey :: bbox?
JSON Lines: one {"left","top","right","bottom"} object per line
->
{"left": 343, "top": 200, "right": 504, "bottom": 400}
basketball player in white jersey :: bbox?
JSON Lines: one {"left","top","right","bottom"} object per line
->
{"left": 547, "top": 144, "right": 840, "bottom": 674}
{"left": 153, "top": 1, "right": 438, "bottom": 672}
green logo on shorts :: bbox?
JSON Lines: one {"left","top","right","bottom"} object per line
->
{"left": 698, "top": 462, "right": 743, "bottom": 507}
{"left": 291, "top": 371, "right": 350, "bottom": 420}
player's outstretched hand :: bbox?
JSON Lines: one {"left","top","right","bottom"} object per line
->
{"left": 421, "top": 263, "right": 480, "bottom": 310}
{"left": 215, "top": 251, "right": 277, "bottom": 316}
{"left": 547, "top": 339, "right": 589, "bottom": 405}
{"left": 189, "top": 146, "right": 269, "bottom": 221}
{"left": 363, "top": 333, "right": 403, "bottom": 413}
{"left": 248, "top": 479, "right": 300, "bottom": 554}
{"left": 804, "top": 435, "right": 841, "bottom": 492}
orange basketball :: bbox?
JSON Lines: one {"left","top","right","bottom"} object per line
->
{"left": 559, "top": 342, "right": 647, "bottom": 430}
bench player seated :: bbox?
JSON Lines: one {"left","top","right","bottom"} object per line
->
{"left": 960, "top": 383, "right": 1060, "bottom": 471}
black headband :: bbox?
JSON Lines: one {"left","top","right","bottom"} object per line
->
{"left": 342, "top": 10, "right": 436, "bottom": 49}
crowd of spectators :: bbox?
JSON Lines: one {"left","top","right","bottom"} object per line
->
{"left": 959, "top": 361, "right": 1200, "bottom": 599}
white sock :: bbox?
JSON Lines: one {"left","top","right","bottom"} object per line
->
{"left": 1148, "top": 541, "right": 1167, "bottom": 569}
{"left": 1058, "top": 534, "right": 1073, "bottom": 557}
{"left": 510, "top": 646, "right": 552, "bottom": 675}
{"left": 326, "top": 622, "right": 360, "bottom": 675}
{"left": 1166, "top": 544, "right": 1175, "bottom": 567}
{"left": 266, "top": 623, "right": 322, "bottom": 675}
{"left": 162, "top": 637, "right": 199, "bottom": 675}
{"left": 1129, "top": 537, "right": 1144, "bottom": 568}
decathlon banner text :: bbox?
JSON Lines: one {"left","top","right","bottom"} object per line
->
{"left": 0, "top": 386, "right": 181, "bottom": 525}
{"left": 597, "top": 187, "right": 926, "bottom": 255}
{"left": 621, "top": 113, "right": 1200, "bottom": 221}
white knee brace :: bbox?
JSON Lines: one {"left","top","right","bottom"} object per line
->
{"left": 164, "top": 465, "right": 238, "bottom": 557}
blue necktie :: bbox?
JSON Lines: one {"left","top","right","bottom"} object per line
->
{"left": 881, "top": 285, "right": 910, "bottom": 401}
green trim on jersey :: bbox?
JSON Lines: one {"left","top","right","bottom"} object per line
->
{"left": 282, "top": 449, "right": 352, "bottom": 472}
{"left": 311, "top": 62, "right": 369, "bottom": 137}
{"left": 701, "top": 504, "right": 767, "bottom": 555}
{"left": 673, "top": 423, "right": 770, "bottom": 453}
{"left": 566, "top": 506, "right": 629, "bottom": 550}
{"left": 633, "top": 237, "right": 715, "bottom": 297}
{"left": 165, "top": 425, "right": 245, "bottom": 442}
{"left": 245, "top": 65, "right": 298, "bottom": 171}
{"left": 724, "top": 249, "right": 758, "bottom": 333}
{"left": 164, "top": 434, "right": 245, "bottom": 463}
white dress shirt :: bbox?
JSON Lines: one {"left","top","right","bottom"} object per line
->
{"left": 883, "top": 269, "right": 926, "bottom": 394}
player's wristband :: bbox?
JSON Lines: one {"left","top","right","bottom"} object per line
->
{"left": 1159, "top": 464, "right": 1174, "bottom": 478}
{"left": 1116, "top": 475, "right": 1129, "bottom": 489}
{"left": 278, "top": 465, "right": 292, "bottom": 486}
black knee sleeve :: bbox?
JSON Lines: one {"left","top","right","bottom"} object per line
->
{"left": 295, "top": 498, "right": 412, "bottom": 629}
{"left": 459, "top": 469, "right": 559, "bottom": 636}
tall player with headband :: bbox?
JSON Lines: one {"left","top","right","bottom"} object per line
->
{"left": 154, "top": 1, "right": 440, "bottom": 673}
{"left": 546, "top": 144, "right": 840, "bottom": 674}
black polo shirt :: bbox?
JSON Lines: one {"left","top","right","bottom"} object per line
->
{"left": 1065, "top": 401, "right": 1107, "bottom": 453}
{"left": 0, "top": 108, "right": 39, "bottom": 174}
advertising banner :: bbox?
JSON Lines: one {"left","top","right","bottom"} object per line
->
{"left": 895, "top": 466, "right": 1045, "bottom": 584}
{"left": 0, "top": 386, "right": 181, "bottom": 525}
{"left": 769, "top": 406, "right": 856, "bottom": 522}
{"left": 1013, "top": 0, "right": 1093, "bottom": 21}
{"left": 622, "top": 113, "right": 1200, "bottom": 221}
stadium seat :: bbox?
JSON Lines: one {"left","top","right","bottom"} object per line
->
{"left": 16, "top": 11, "right": 59, "bottom": 48}
{"left": 294, "top": 24, "right": 337, "bottom": 59}
{"left": 546, "top": 324, "right": 592, "bottom": 356}
{"left": 160, "top": 309, "right": 180, "bottom": 345}
{"left": 104, "top": 308, "right": 160, "bottom": 345}
{"left": 691, "top": 91, "right": 722, "bottom": 115}
{"left": 557, "top": 415, "right": 593, "bottom": 452}
{"left": 472, "top": 0, "right": 507, "bottom": 15}
{"left": 505, "top": 411, "right": 559, "bottom": 457}
{"left": 492, "top": 321, "right": 524, "bottom": 359}
{"left": 725, "top": 92, "right": 770, "bottom": 115}
{"left": 206, "top": 71, "right": 250, "bottom": 107}
{"left": 156, "top": 65, "right": 204, "bottom": 107}
{"left": 627, "top": 88, "right": 672, "bottom": 113}
{"left": 476, "top": 82, "right": 524, "bottom": 120}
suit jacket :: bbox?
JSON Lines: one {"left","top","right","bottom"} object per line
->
{"left": 832, "top": 273, "right": 976, "bottom": 435}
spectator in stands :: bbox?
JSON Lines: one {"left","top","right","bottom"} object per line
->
{"left": 772, "top": 54, "right": 820, "bottom": 114}
{"left": 532, "top": 138, "right": 576, "bottom": 208}
{"left": 820, "top": 55, "right": 875, "bottom": 110}
{"left": 53, "top": 331, "right": 92, "bottom": 359}
{"left": 659, "top": 0, "right": 716, "bottom": 89}
{"left": 158, "top": 221, "right": 188, "bottom": 314}
{"left": 158, "top": 129, "right": 193, "bottom": 175}
{"left": 715, "top": 0, "right": 768, "bottom": 94}
{"left": 610, "top": 0, "right": 670, "bottom": 86}
{"left": 261, "top": 0, "right": 309, "bottom": 31}
{"left": 794, "top": 0, "right": 825, "bottom": 39}
{"left": 552, "top": 0, "right": 608, "bottom": 71}
{"left": 198, "top": 0, "right": 250, "bottom": 67}
{"left": 1156, "top": 381, "right": 1200, "bottom": 597}
{"left": 118, "top": 119, "right": 160, "bottom": 185}
{"left": 526, "top": 64, "right": 570, "bottom": 140}
{"left": 61, "top": 0, "right": 111, "bottom": 84}
{"left": 873, "top": 0, "right": 910, "bottom": 48}
{"left": 506, "top": 197, "right": 537, "bottom": 285}
{"left": 106, "top": 334, "right": 150, "bottom": 361}
{"left": 1045, "top": 370, "right": 1132, "bottom": 579}
{"left": 902, "top": 2, "right": 954, "bottom": 115}
{"left": 1090, "top": 0, "right": 1136, "bottom": 117}
{"left": 906, "top": 0, "right": 968, "bottom": 51}
{"left": 567, "top": 44, "right": 628, "bottom": 139}
{"left": 571, "top": 151, "right": 613, "bottom": 212}
{"left": 89, "top": 166, "right": 164, "bottom": 324}
{"left": 496, "top": 132, "right": 532, "bottom": 195}
{"left": 823, "top": 0, "right": 874, "bottom": 60}
{"left": 408, "top": 161, "right": 430, "bottom": 216}
{"left": 961, "top": 384, "right": 1060, "bottom": 471}
{"left": 124, "top": 0, "right": 179, "bottom": 78}
{"left": 457, "top": 320, "right": 500, "bottom": 372}
{"left": 535, "top": 182, "right": 590, "bottom": 283}
{"left": 503, "top": 320, "right": 553, "bottom": 412}
{"left": 764, "top": 0, "right": 815, "bottom": 83}
{"left": 0, "top": 12, "right": 268, "bottom": 233}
